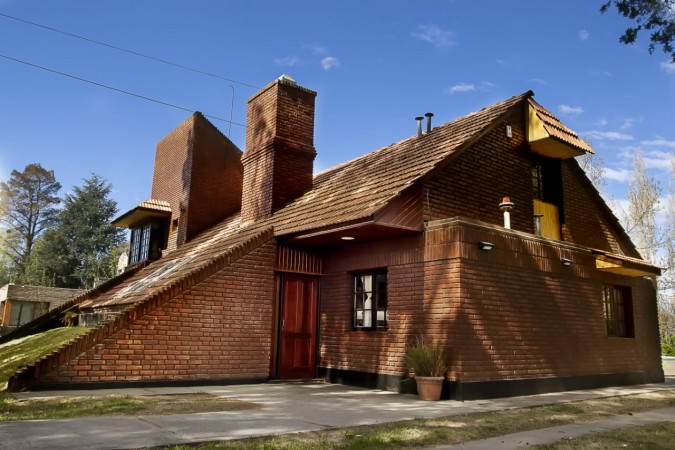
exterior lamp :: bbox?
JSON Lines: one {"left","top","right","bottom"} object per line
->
{"left": 561, "top": 258, "right": 573, "bottom": 267}
{"left": 479, "top": 241, "right": 494, "bottom": 251}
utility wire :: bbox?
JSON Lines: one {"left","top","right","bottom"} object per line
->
{"left": 0, "top": 53, "right": 245, "bottom": 127}
{"left": 0, "top": 12, "right": 260, "bottom": 90}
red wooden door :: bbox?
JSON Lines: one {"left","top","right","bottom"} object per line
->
{"left": 279, "top": 275, "right": 318, "bottom": 379}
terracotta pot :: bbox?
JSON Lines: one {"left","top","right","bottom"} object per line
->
{"left": 415, "top": 376, "right": 444, "bottom": 400}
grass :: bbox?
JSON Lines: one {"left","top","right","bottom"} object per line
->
{"left": 0, "top": 392, "right": 258, "bottom": 421}
{"left": 530, "top": 421, "right": 675, "bottom": 449}
{"left": 161, "top": 390, "right": 675, "bottom": 450}
{"left": 0, "top": 326, "right": 92, "bottom": 387}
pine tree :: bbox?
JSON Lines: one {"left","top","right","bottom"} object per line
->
{"left": 39, "top": 174, "right": 125, "bottom": 288}
{"left": 0, "top": 163, "right": 61, "bottom": 282}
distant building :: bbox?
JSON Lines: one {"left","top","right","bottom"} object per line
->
{"left": 0, "top": 284, "right": 82, "bottom": 335}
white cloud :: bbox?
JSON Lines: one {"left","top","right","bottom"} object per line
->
{"left": 595, "top": 118, "right": 608, "bottom": 127}
{"left": 303, "top": 44, "right": 327, "bottom": 55}
{"left": 620, "top": 117, "right": 640, "bottom": 130}
{"left": 604, "top": 168, "right": 633, "bottom": 182}
{"left": 445, "top": 81, "right": 495, "bottom": 95}
{"left": 578, "top": 29, "right": 590, "bottom": 41}
{"left": 583, "top": 130, "right": 634, "bottom": 141}
{"left": 447, "top": 83, "right": 475, "bottom": 94}
{"left": 661, "top": 61, "right": 675, "bottom": 73}
{"left": 321, "top": 56, "right": 340, "bottom": 71}
{"left": 642, "top": 137, "right": 675, "bottom": 148}
{"left": 530, "top": 78, "right": 547, "bottom": 85}
{"left": 275, "top": 56, "right": 300, "bottom": 67}
{"left": 642, "top": 149, "right": 675, "bottom": 170}
{"left": 411, "top": 24, "right": 456, "bottom": 47}
{"left": 559, "top": 104, "right": 584, "bottom": 115}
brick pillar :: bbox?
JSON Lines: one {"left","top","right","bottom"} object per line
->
{"left": 241, "top": 75, "right": 317, "bottom": 223}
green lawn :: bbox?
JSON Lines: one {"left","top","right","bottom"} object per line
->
{"left": 0, "top": 326, "right": 92, "bottom": 387}
{"left": 531, "top": 421, "right": 675, "bottom": 449}
{"left": 0, "top": 393, "right": 257, "bottom": 421}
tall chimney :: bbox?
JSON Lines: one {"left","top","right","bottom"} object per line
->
{"left": 241, "top": 75, "right": 317, "bottom": 223}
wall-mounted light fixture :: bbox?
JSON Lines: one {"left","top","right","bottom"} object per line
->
{"left": 479, "top": 241, "right": 494, "bottom": 251}
{"left": 561, "top": 258, "right": 573, "bottom": 267}
{"left": 341, "top": 236, "right": 355, "bottom": 241}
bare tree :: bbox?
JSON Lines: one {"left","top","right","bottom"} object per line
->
{"left": 578, "top": 151, "right": 607, "bottom": 193}
{"left": 625, "top": 151, "right": 662, "bottom": 263}
{"left": 655, "top": 159, "right": 675, "bottom": 354}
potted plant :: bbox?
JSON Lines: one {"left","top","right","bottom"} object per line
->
{"left": 405, "top": 336, "right": 446, "bottom": 400}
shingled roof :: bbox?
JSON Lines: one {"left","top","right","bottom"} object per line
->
{"left": 273, "top": 91, "right": 533, "bottom": 235}
{"left": 82, "top": 91, "right": 535, "bottom": 308}
{"left": 83, "top": 90, "right": 583, "bottom": 309}
{"left": 80, "top": 215, "right": 271, "bottom": 308}
{"left": 528, "top": 98, "right": 594, "bottom": 154}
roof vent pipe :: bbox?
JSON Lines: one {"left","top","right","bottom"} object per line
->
{"left": 415, "top": 116, "right": 424, "bottom": 138}
{"left": 425, "top": 112, "right": 434, "bottom": 133}
{"left": 499, "top": 197, "right": 514, "bottom": 229}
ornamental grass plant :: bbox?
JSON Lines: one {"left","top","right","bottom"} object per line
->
{"left": 405, "top": 335, "right": 446, "bottom": 377}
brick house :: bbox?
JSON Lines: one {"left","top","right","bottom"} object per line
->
{"left": 8, "top": 76, "right": 663, "bottom": 399}
{"left": 0, "top": 284, "right": 82, "bottom": 335}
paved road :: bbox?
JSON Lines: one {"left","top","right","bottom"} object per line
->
{"left": 2, "top": 379, "right": 674, "bottom": 450}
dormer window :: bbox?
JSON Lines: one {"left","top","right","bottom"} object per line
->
{"left": 111, "top": 199, "right": 172, "bottom": 267}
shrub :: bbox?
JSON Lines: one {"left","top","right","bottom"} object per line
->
{"left": 405, "top": 336, "right": 446, "bottom": 377}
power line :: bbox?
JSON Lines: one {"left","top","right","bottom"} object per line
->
{"left": 0, "top": 53, "right": 245, "bottom": 127}
{"left": 0, "top": 12, "right": 260, "bottom": 90}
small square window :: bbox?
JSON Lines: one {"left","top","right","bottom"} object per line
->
{"left": 353, "top": 270, "right": 387, "bottom": 330}
{"left": 602, "top": 285, "right": 634, "bottom": 338}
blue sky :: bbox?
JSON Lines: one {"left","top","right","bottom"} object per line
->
{"left": 1, "top": 0, "right": 674, "bottom": 219}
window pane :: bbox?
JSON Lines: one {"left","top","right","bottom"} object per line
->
{"left": 363, "top": 292, "right": 373, "bottom": 327}
{"left": 355, "top": 276, "right": 365, "bottom": 293}
{"left": 130, "top": 228, "right": 141, "bottom": 263}
{"left": 140, "top": 223, "right": 152, "bottom": 261}
{"left": 354, "top": 293, "right": 364, "bottom": 309}
{"left": 603, "top": 285, "right": 633, "bottom": 338}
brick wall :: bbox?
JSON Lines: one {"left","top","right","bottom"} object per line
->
{"left": 40, "top": 240, "right": 276, "bottom": 384}
{"left": 318, "top": 219, "right": 662, "bottom": 385}
{"left": 320, "top": 235, "right": 428, "bottom": 376}
{"left": 434, "top": 221, "right": 661, "bottom": 383}
{"left": 152, "top": 115, "right": 192, "bottom": 251}
{"left": 423, "top": 109, "right": 534, "bottom": 233}
{"left": 423, "top": 108, "right": 637, "bottom": 256}
{"left": 561, "top": 160, "right": 640, "bottom": 256}
{"left": 151, "top": 112, "right": 243, "bottom": 251}
{"left": 241, "top": 78, "right": 316, "bottom": 223}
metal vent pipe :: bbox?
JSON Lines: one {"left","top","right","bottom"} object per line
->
{"left": 425, "top": 112, "right": 434, "bottom": 133}
{"left": 415, "top": 116, "right": 424, "bottom": 138}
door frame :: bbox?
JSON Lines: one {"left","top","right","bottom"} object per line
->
{"left": 273, "top": 273, "right": 321, "bottom": 379}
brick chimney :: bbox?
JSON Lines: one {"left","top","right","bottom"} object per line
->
{"left": 152, "top": 112, "right": 243, "bottom": 251}
{"left": 241, "top": 75, "right": 317, "bottom": 223}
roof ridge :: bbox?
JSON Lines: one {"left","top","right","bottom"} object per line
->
{"left": 313, "top": 91, "right": 534, "bottom": 181}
